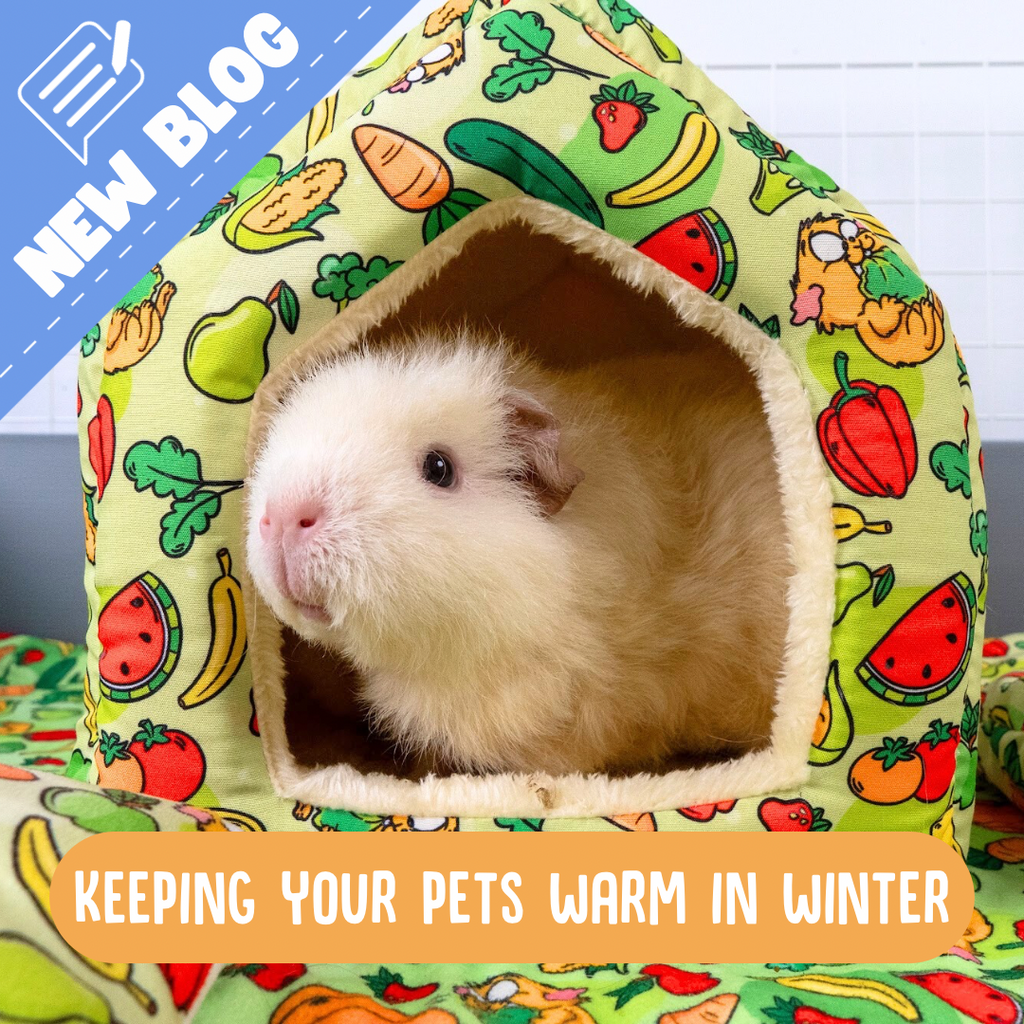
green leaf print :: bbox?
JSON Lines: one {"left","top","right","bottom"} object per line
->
{"left": 970, "top": 509, "right": 989, "bottom": 557}
{"left": 160, "top": 491, "right": 222, "bottom": 557}
{"left": 731, "top": 122, "right": 838, "bottom": 198}
{"left": 494, "top": 817, "right": 545, "bottom": 832}
{"left": 738, "top": 304, "right": 781, "bottom": 339}
{"left": 115, "top": 267, "right": 160, "bottom": 311}
{"left": 596, "top": 0, "right": 681, "bottom": 61}
{"left": 598, "top": 0, "right": 642, "bottom": 33}
{"left": 192, "top": 198, "right": 233, "bottom": 236}
{"left": 731, "top": 122, "right": 780, "bottom": 161}
{"left": 124, "top": 437, "right": 203, "bottom": 499}
{"left": 482, "top": 10, "right": 554, "bottom": 60}
{"left": 312, "top": 253, "right": 404, "bottom": 312}
{"left": 124, "top": 436, "right": 243, "bottom": 558}
{"left": 481, "top": 9, "right": 606, "bottom": 103}
{"left": 1005, "top": 739, "right": 1022, "bottom": 786}
{"left": 930, "top": 439, "right": 972, "bottom": 498}
{"left": 80, "top": 325, "right": 100, "bottom": 357}
{"left": 484, "top": 58, "right": 555, "bottom": 101}
{"left": 607, "top": 975, "right": 655, "bottom": 1008}
{"left": 277, "top": 282, "right": 300, "bottom": 334}
{"left": 860, "top": 249, "right": 929, "bottom": 304}
{"left": 772, "top": 151, "right": 838, "bottom": 198}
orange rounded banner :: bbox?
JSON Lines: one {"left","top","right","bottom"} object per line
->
{"left": 50, "top": 830, "right": 973, "bottom": 963}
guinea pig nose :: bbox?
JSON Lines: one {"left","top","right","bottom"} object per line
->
{"left": 261, "top": 498, "right": 324, "bottom": 545}
{"left": 258, "top": 510, "right": 277, "bottom": 541}
{"left": 293, "top": 501, "right": 322, "bottom": 533}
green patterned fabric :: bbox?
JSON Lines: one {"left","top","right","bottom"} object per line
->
{"left": 0, "top": 0, "right": 1014, "bottom": 1017}
{"left": 0, "top": 634, "right": 1022, "bottom": 1022}
{"left": 68, "top": 0, "right": 987, "bottom": 847}
{"left": 980, "top": 636, "right": 1024, "bottom": 810}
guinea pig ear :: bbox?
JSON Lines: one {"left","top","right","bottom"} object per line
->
{"left": 506, "top": 389, "right": 585, "bottom": 516}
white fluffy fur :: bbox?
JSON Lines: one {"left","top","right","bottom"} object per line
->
{"left": 249, "top": 338, "right": 788, "bottom": 776}
{"left": 244, "top": 197, "right": 836, "bottom": 816}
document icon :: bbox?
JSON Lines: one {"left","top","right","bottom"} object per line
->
{"left": 18, "top": 20, "right": 144, "bottom": 165}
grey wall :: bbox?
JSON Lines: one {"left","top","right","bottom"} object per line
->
{"left": 0, "top": 435, "right": 1021, "bottom": 643}
{"left": 981, "top": 442, "right": 1024, "bottom": 638}
{"left": 0, "top": 436, "right": 88, "bottom": 640}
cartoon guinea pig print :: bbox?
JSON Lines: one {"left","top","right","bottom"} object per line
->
{"left": 455, "top": 975, "right": 596, "bottom": 1024}
{"left": 247, "top": 330, "right": 790, "bottom": 777}
{"left": 790, "top": 213, "right": 945, "bottom": 367}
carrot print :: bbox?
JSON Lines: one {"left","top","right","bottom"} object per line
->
{"left": 353, "top": 125, "right": 489, "bottom": 242}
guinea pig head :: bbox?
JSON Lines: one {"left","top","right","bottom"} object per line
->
{"left": 246, "top": 341, "right": 583, "bottom": 677}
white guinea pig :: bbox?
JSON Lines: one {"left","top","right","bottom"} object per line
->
{"left": 246, "top": 331, "right": 791, "bottom": 776}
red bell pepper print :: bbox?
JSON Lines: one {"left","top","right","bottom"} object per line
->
{"left": 87, "top": 395, "right": 116, "bottom": 501}
{"left": 640, "top": 965, "right": 718, "bottom": 995}
{"left": 159, "top": 963, "right": 213, "bottom": 1011}
{"left": 984, "top": 638, "right": 1009, "bottom": 658}
{"left": 914, "top": 719, "right": 960, "bottom": 802}
{"left": 817, "top": 351, "right": 917, "bottom": 498}
{"left": 608, "top": 966, "right": 719, "bottom": 1007}
{"left": 996, "top": 920, "right": 1024, "bottom": 950}
{"left": 224, "top": 963, "right": 307, "bottom": 991}
{"left": 361, "top": 967, "right": 440, "bottom": 1004}
{"left": 678, "top": 800, "right": 736, "bottom": 821}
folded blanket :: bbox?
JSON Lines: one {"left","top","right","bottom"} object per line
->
{"left": 1, "top": 632, "right": 1023, "bottom": 1024}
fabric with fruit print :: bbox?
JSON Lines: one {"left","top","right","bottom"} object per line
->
{"left": 1, "top": 638, "right": 1023, "bottom": 1019}
{"left": 95, "top": 719, "right": 205, "bottom": 803}
{"left": 0, "top": 761, "right": 232, "bottom": 1024}
{"left": 592, "top": 80, "right": 658, "bottom": 151}
{"left": 51, "top": 0, "right": 984, "bottom": 866}
{"left": 979, "top": 635, "right": 1024, "bottom": 811}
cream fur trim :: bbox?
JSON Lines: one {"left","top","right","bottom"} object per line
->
{"left": 244, "top": 196, "right": 836, "bottom": 818}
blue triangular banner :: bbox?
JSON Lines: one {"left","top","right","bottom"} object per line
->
{"left": 2, "top": 0, "right": 419, "bottom": 421}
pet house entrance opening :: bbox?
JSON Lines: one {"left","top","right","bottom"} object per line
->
{"left": 253, "top": 201, "right": 834, "bottom": 817}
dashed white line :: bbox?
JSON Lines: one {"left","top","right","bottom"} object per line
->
{"left": 1, "top": 9, "right": 371, "bottom": 382}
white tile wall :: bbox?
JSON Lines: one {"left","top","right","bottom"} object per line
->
{"left": 4, "top": 0, "right": 1022, "bottom": 439}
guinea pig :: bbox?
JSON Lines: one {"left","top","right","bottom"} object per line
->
{"left": 246, "top": 330, "right": 791, "bottom": 776}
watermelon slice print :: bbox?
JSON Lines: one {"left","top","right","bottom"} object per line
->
{"left": 858, "top": 573, "right": 976, "bottom": 705}
{"left": 902, "top": 971, "right": 1023, "bottom": 1024}
{"left": 635, "top": 208, "right": 736, "bottom": 300}
{"left": 98, "top": 572, "right": 182, "bottom": 702}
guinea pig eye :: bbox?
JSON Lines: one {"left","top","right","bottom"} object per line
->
{"left": 423, "top": 450, "right": 456, "bottom": 488}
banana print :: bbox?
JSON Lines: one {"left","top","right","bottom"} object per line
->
{"left": 0, "top": 0, "right": 1017, "bottom": 1018}
{"left": 774, "top": 975, "right": 921, "bottom": 1020}
{"left": 178, "top": 549, "right": 247, "bottom": 710}
{"left": 14, "top": 816, "right": 156, "bottom": 1012}
{"left": 606, "top": 111, "right": 720, "bottom": 207}
{"left": 1, "top": 637, "right": 1024, "bottom": 1021}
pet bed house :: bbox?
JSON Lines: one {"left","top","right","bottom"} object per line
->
{"left": 1, "top": 1, "right": 1022, "bottom": 1022}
